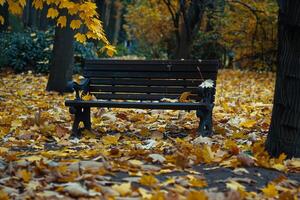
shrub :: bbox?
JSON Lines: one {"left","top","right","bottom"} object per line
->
{"left": 0, "top": 29, "right": 97, "bottom": 74}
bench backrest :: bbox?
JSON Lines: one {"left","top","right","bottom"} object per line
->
{"left": 83, "top": 59, "right": 219, "bottom": 102}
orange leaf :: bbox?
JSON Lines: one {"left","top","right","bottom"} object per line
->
{"left": 179, "top": 92, "right": 192, "bottom": 102}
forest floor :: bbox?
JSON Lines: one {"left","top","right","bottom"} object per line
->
{"left": 0, "top": 69, "right": 299, "bottom": 199}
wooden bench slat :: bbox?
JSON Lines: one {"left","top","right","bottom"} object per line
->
{"left": 92, "top": 93, "right": 202, "bottom": 101}
{"left": 89, "top": 85, "right": 199, "bottom": 94}
{"left": 84, "top": 71, "right": 217, "bottom": 79}
{"left": 85, "top": 63, "right": 218, "bottom": 72}
{"left": 65, "top": 100, "right": 209, "bottom": 110}
{"left": 85, "top": 59, "right": 219, "bottom": 66}
{"left": 89, "top": 78, "right": 204, "bottom": 87}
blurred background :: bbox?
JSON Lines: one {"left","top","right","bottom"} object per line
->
{"left": 0, "top": 0, "right": 278, "bottom": 74}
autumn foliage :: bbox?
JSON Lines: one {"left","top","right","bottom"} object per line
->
{"left": 0, "top": 0, "right": 115, "bottom": 55}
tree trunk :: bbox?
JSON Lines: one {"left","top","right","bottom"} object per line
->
{"left": 46, "top": 25, "right": 74, "bottom": 93}
{"left": 112, "top": 0, "right": 122, "bottom": 45}
{"left": 266, "top": 1, "right": 300, "bottom": 157}
{"left": 0, "top": 3, "right": 9, "bottom": 31}
{"left": 39, "top": 5, "right": 48, "bottom": 30}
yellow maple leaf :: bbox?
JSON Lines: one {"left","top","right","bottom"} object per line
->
{"left": 276, "top": 153, "right": 287, "bottom": 163}
{"left": 82, "top": 93, "right": 93, "bottom": 101}
{"left": 189, "top": 177, "right": 208, "bottom": 187}
{"left": 112, "top": 182, "right": 131, "bottom": 196}
{"left": 17, "top": 169, "right": 31, "bottom": 183}
{"left": 0, "top": 0, "right": 5, "bottom": 6}
{"left": 224, "top": 139, "right": 240, "bottom": 155}
{"left": 139, "top": 175, "right": 158, "bottom": 187}
{"left": 11, "top": 119, "right": 23, "bottom": 127}
{"left": 32, "top": 0, "right": 43, "bottom": 10}
{"left": 70, "top": 19, "right": 81, "bottom": 29}
{"left": 74, "top": 33, "right": 86, "bottom": 43}
{"left": 8, "top": 1, "right": 22, "bottom": 15}
{"left": 57, "top": 16, "right": 67, "bottom": 28}
{"left": 100, "top": 45, "right": 116, "bottom": 57}
{"left": 202, "top": 145, "right": 214, "bottom": 163}
{"left": 239, "top": 119, "right": 256, "bottom": 128}
{"left": 0, "top": 16, "right": 4, "bottom": 25}
{"left": 86, "top": 31, "right": 97, "bottom": 39}
{"left": 102, "top": 135, "right": 120, "bottom": 145}
{"left": 0, "top": 190, "right": 9, "bottom": 200}
{"left": 187, "top": 191, "right": 208, "bottom": 200}
{"left": 47, "top": 8, "right": 59, "bottom": 19}
{"left": 261, "top": 183, "right": 278, "bottom": 198}
{"left": 179, "top": 92, "right": 192, "bottom": 102}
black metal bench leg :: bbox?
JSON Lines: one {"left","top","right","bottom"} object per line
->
{"left": 72, "top": 112, "right": 81, "bottom": 137}
{"left": 197, "top": 107, "right": 213, "bottom": 136}
{"left": 70, "top": 107, "right": 91, "bottom": 138}
{"left": 82, "top": 107, "right": 91, "bottom": 130}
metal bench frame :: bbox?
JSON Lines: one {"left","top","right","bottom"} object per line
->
{"left": 65, "top": 59, "right": 219, "bottom": 137}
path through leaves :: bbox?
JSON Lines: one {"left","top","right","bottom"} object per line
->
{"left": 0, "top": 70, "right": 299, "bottom": 199}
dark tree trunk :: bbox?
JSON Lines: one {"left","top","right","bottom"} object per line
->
{"left": 0, "top": 3, "right": 9, "bottom": 31}
{"left": 112, "top": 0, "right": 122, "bottom": 45}
{"left": 266, "top": 1, "right": 300, "bottom": 157}
{"left": 167, "top": 0, "right": 207, "bottom": 59}
{"left": 176, "top": 22, "right": 193, "bottom": 58}
{"left": 39, "top": 6, "right": 48, "bottom": 30}
{"left": 46, "top": 25, "right": 74, "bottom": 93}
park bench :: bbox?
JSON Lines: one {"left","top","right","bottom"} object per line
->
{"left": 65, "top": 59, "right": 219, "bottom": 137}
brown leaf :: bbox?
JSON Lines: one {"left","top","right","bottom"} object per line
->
{"left": 237, "top": 153, "right": 255, "bottom": 167}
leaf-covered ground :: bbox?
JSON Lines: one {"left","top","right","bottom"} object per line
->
{"left": 0, "top": 70, "right": 299, "bottom": 199}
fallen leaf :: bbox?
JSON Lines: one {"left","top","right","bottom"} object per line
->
{"left": 237, "top": 153, "right": 255, "bottom": 167}
{"left": 261, "top": 183, "right": 278, "bottom": 198}
{"left": 112, "top": 182, "right": 131, "bottom": 196}
{"left": 179, "top": 92, "right": 192, "bottom": 102}
{"left": 149, "top": 154, "right": 166, "bottom": 163}
{"left": 139, "top": 175, "right": 158, "bottom": 187}
{"left": 187, "top": 190, "right": 208, "bottom": 200}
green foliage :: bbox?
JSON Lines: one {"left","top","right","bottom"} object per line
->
{"left": 0, "top": 29, "right": 97, "bottom": 74}
{"left": 73, "top": 41, "right": 98, "bottom": 73}
{"left": 191, "top": 31, "right": 224, "bottom": 60}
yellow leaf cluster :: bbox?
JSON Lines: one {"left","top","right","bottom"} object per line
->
{"left": 261, "top": 183, "right": 278, "bottom": 198}
{"left": 139, "top": 175, "right": 158, "bottom": 187}
{"left": 1, "top": 0, "right": 115, "bottom": 57}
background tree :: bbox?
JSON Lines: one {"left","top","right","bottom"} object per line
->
{"left": 125, "top": 0, "right": 218, "bottom": 59}
{"left": 96, "top": 0, "right": 125, "bottom": 45}
{"left": 0, "top": 2, "right": 8, "bottom": 31}
{"left": 0, "top": 0, "right": 114, "bottom": 92}
{"left": 220, "top": 0, "right": 278, "bottom": 70}
{"left": 266, "top": 0, "right": 300, "bottom": 157}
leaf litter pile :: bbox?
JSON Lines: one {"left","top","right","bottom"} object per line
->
{"left": 0, "top": 70, "right": 300, "bottom": 199}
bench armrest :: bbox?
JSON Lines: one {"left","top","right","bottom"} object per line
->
{"left": 66, "top": 78, "right": 90, "bottom": 100}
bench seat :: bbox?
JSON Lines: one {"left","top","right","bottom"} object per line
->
{"left": 65, "top": 59, "right": 219, "bottom": 137}
{"left": 65, "top": 100, "right": 212, "bottom": 110}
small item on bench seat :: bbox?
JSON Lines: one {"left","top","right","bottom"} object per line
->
{"left": 65, "top": 59, "right": 219, "bottom": 138}
{"left": 199, "top": 79, "right": 214, "bottom": 88}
